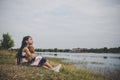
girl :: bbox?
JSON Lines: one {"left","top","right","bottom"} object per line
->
{"left": 16, "top": 36, "right": 61, "bottom": 72}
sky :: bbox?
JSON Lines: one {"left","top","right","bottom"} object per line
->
{"left": 0, "top": 0, "right": 120, "bottom": 49}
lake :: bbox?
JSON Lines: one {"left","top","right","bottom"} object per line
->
{"left": 35, "top": 52, "right": 120, "bottom": 77}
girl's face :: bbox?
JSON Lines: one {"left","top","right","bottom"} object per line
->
{"left": 26, "top": 37, "right": 33, "bottom": 45}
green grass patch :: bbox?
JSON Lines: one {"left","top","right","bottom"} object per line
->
{"left": 0, "top": 50, "right": 110, "bottom": 80}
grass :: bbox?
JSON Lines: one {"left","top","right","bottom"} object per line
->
{"left": 0, "top": 50, "right": 110, "bottom": 80}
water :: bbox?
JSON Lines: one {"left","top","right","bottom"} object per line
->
{"left": 35, "top": 52, "right": 120, "bottom": 76}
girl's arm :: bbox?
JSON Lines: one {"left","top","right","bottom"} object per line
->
{"left": 23, "top": 47, "right": 35, "bottom": 60}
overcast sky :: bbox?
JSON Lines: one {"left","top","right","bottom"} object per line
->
{"left": 0, "top": 0, "right": 120, "bottom": 49}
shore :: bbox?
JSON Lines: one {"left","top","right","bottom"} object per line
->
{"left": 0, "top": 50, "right": 110, "bottom": 80}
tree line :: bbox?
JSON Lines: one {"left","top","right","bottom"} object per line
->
{"left": 0, "top": 33, "right": 120, "bottom": 53}
{"left": 72, "top": 47, "right": 120, "bottom": 53}
{"left": 34, "top": 47, "right": 120, "bottom": 53}
{"left": 35, "top": 48, "right": 71, "bottom": 52}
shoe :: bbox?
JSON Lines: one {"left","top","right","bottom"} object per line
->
{"left": 51, "top": 64, "right": 61, "bottom": 72}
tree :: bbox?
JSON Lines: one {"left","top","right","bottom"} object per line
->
{"left": 54, "top": 48, "right": 58, "bottom": 52}
{"left": 0, "top": 33, "right": 14, "bottom": 49}
{"left": 103, "top": 47, "right": 108, "bottom": 53}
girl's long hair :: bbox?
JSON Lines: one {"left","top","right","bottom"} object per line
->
{"left": 16, "top": 36, "right": 31, "bottom": 65}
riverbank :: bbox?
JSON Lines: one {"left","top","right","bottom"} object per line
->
{"left": 0, "top": 50, "right": 110, "bottom": 80}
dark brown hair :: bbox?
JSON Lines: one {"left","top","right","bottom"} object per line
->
{"left": 16, "top": 36, "right": 32, "bottom": 64}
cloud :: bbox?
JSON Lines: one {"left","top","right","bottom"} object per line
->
{"left": 0, "top": 0, "right": 120, "bottom": 48}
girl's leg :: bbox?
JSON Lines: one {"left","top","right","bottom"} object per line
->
{"left": 43, "top": 65, "right": 51, "bottom": 70}
{"left": 44, "top": 61, "right": 53, "bottom": 69}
